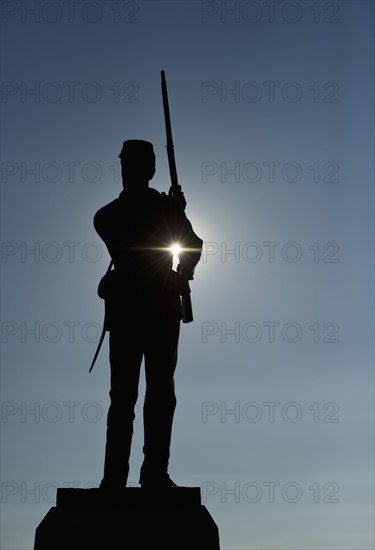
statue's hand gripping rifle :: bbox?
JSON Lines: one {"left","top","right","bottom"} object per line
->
{"left": 161, "top": 70, "right": 193, "bottom": 323}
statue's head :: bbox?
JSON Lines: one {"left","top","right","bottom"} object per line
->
{"left": 119, "top": 139, "right": 156, "bottom": 187}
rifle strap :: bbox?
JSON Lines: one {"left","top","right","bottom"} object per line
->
{"left": 89, "top": 260, "right": 113, "bottom": 373}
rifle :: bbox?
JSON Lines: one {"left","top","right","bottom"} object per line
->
{"left": 161, "top": 70, "right": 193, "bottom": 323}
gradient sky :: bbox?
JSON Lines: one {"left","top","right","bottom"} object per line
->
{"left": 1, "top": 1, "right": 374, "bottom": 549}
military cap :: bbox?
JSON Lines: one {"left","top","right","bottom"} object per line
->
{"left": 118, "top": 139, "right": 155, "bottom": 160}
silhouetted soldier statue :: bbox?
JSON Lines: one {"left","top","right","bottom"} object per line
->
{"left": 94, "top": 139, "right": 203, "bottom": 489}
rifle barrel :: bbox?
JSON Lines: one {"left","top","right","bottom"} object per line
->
{"left": 161, "top": 70, "right": 179, "bottom": 190}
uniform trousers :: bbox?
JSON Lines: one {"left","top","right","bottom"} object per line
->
{"left": 101, "top": 308, "right": 181, "bottom": 486}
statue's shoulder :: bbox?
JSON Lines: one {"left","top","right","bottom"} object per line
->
{"left": 148, "top": 187, "right": 165, "bottom": 199}
{"left": 94, "top": 197, "right": 121, "bottom": 229}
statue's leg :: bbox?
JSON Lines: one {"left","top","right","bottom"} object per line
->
{"left": 101, "top": 324, "right": 143, "bottom": 488}
{"left": 140, "top": 312, "right": 180, "bottom": 483}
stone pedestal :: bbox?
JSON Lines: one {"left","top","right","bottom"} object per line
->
{"left": 34, "top": 487, "right": 220, "bottom": 549}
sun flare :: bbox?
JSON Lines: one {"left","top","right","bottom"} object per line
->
{"left": 170, "top": 243, "right": 182, "bottom": 256}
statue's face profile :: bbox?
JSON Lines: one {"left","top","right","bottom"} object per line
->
{"left": 121, "top": 157, "right": 156, "bottom": 185}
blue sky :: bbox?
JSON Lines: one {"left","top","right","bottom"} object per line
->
{"left": 1, "top": 1, "right": 374, "bottom": 548}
